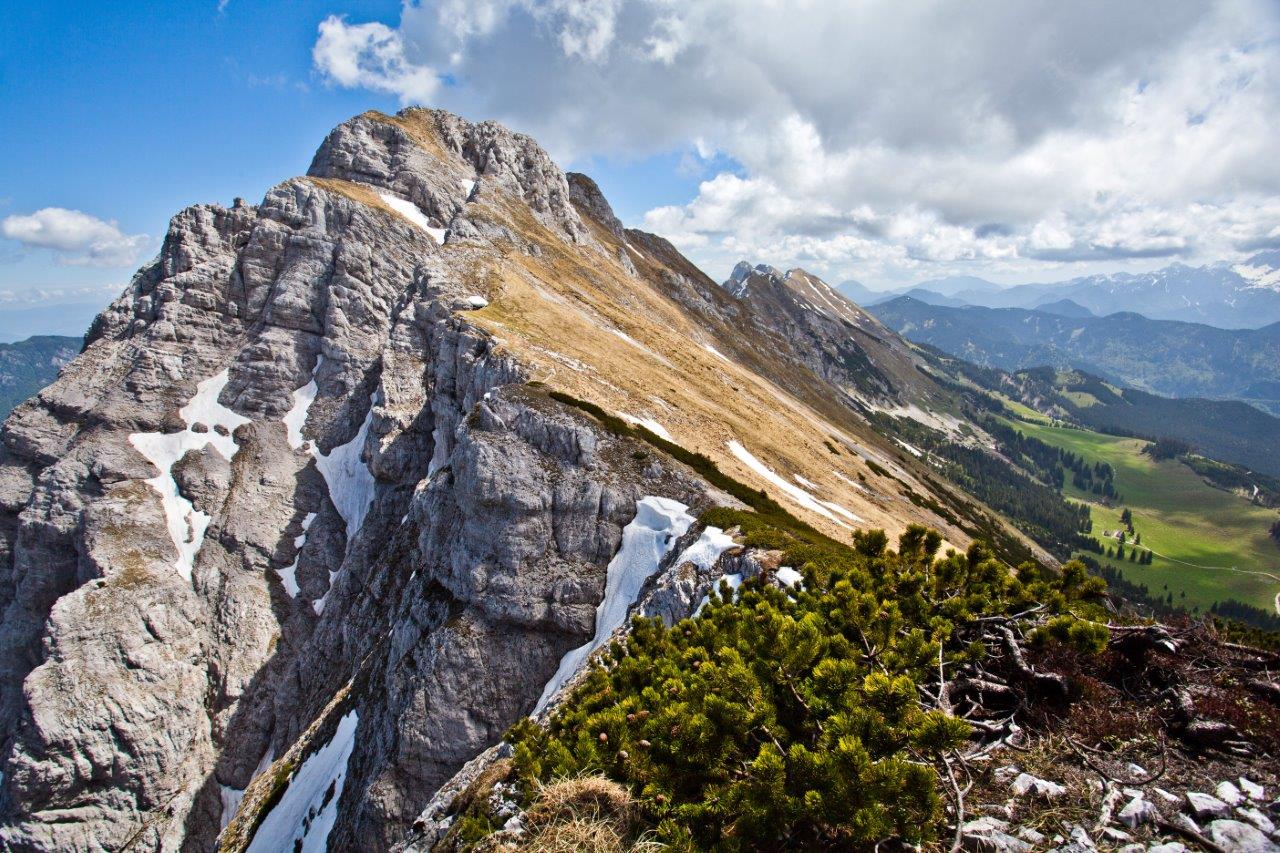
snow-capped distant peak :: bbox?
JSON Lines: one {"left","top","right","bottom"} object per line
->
{"left": 1232, "top": 262, "right": 1280, "bottom": 291}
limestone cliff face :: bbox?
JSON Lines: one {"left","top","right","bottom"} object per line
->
{"left": 0, "top": 109, "right": 978, "bottom": 852}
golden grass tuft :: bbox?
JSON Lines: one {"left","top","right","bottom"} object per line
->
{"left": 525, "top": 776, "right": 633, "bottom": 829}
{"left": 363, "top": 108, "right": 454, "bottom": 161}
{"left": 517, "top": 818, "right": 626, "bottom": 853}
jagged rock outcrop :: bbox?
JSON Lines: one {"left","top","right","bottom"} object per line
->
{"left": 0, "top": 108, "right": 986, "bottom": 852}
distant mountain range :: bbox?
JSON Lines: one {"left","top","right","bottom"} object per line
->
{"left": 841, "top": 251, "right": 1280, "bottom": 329}
{"left": 869, "top": 296, "right": 1280, "bottom": 416}
{"left": 0, "top": 335, "right": 79, "bottom": 417}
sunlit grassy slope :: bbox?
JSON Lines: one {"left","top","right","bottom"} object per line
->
{"left": 1000, "top": 417, "right": 1280, "bottom": 613}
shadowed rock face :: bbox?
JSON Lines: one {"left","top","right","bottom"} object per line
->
{"left": 0, "top": 109, "right": 969, "bottom": 852}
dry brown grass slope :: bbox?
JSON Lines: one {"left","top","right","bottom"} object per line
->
{"left": 313, "top": 108, "right": 1005, "bottom": 551}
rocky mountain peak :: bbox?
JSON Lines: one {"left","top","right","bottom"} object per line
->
{"left": 0, "top": 108, "right": 1001, "bottom": 852}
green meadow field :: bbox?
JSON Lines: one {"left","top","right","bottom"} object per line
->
{"left": 999, "top": 417, "right": 1280, "bottom": 614}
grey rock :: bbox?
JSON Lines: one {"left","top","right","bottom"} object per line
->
{"left": 1240, "top": 777, "right": 1266, "bottom": 801}
{"left": 961, "top": 816, "right": 1033, "bottom": 853}
{"left": 1237, "top": 805, "right": 1276, "bottom": 835}
{"left": 1171, "top": 812, "right": 1202, "bottom": 836}
{"left": 1208, "top": 819, "right": 1280, "bottom": 852}
{"left": 1011, "top": 772, "right": 1067, "bottom": 800}
{"left": 1187, "top": 791, "right": 1232, "bottom": 820}
{"left": 1219, "top": 781, "right": 1246, "bottom": 806}
{"left": 1118, "top": 795, "right": 1159, "bottom": 828}
{"left": 0, "top": 103, "right": 1013, "bottom": 853}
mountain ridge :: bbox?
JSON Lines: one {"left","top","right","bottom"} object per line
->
{"left": 843, "top": 253, "right": 1280, "bottom": 329}
{"left": 871, "top": 295, "right": 1280, "bottom": 415}
{"left": 0, "top": 108, "right": 1008, "bottom": 851}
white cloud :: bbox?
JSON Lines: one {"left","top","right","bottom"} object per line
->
{"left": 313, "top": 15, "right": 439, "bottom": 104}
{"left": 1, "top": 208, "right": 149, "bottom": 268}
{"left": 312, "top": 0, "right": 1280, "bottom": 284}
{"left": 0, "top": 282, "right": 121, "bottom": 306}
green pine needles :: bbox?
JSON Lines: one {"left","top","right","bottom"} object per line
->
{"left": 506, "top": 515, "right": 1107, "bottom": 851}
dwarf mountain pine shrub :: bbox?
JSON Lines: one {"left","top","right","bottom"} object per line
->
{"left": 506, "top": 518, "right": 1107, "bottom": 851}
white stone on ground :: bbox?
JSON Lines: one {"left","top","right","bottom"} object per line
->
{"left": 1186, "top": 791, "right": 1231, "bottom": 820}
{"left": 1240, "top": 777, "right": 1265, "bottom": 801}
{"left": 1217, "top": 780, "right": 1245, "bottom": 806}
{"left": 1207, "top": 819, "right": 1279, "bottom": 853}
{"left": 1010, "top": 772, "right": 1066, "bottom": 800}
{"left": 1117, "top": 795, "right": 1158, "bottom": 828}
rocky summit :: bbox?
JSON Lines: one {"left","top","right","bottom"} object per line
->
{"left": 1, "top": 109, "right": 1277, "bottom": 853}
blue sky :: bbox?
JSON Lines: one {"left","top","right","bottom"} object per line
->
{"left": 3, "top": 1, "right": 1278, "bottom": 336}
{"left": 0, "top": 1, "right": 719, "bottom": 319}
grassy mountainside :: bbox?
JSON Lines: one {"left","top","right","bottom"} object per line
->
{"left": 870, "top": 296, "right": 1280, "bottom": 415}
{"left": 998, "top": 417, "right": 1280, "bottom": 615}
{"left": 0, "top": 335, "right": 79, "bottom": 417}
{"left": 1004, "top": 368, "right": 1280, "bottom": 478}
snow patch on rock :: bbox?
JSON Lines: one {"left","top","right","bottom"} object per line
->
{"left": 129, "top": 370, "right": 251, "bottom": 581}
{"left": 283, "top": 356, "right": 322, "bottom": 450}
{"left": 534, "top": 497, "right": 695, "bottom": 714}
{"left": 277, "top": 512, "right": 317, "bottom": 599}
{"left": 313, "top": 401, "right": 376, "bottom": 542}
{"left": 246, "top": 711, "right": 359, "bottom": 853}
{"left": 378, "top": 192, "right": 446, "bottom": 244}
{"left": 220, "top": 784, "right": 245, "bottom": 831}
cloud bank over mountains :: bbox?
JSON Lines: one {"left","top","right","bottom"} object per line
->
{"left": 313, "top": 0, "right": 1280, "bottom": 285}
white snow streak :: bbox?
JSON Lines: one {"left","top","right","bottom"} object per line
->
{"left": 619, "top": 412, "right": 674, "bottom": 442}
{"left": 283, "top": 362, "right": 377, "bottom": 542}
{"left": 313, "top": 403, "right": 377, "bottom": 542}
{"left": 832, "top": 470, "right": 869, "bottom": 492}
{"left": 694, "top": 573, "right": 743, "bottom": 617}
{"left": 726, "top": 441, "right": 850, "bottom": 528}
{"left": 220, "top": 785, "right": 245, "bottom": 831}
{"left": 277, "top": 513, "right": 317, "bottom": 599}
{"left": 247, "top": 711, "right": 359, "bottom": 853}
{"left": 703, "top": 344, "right": 730, "bottom": 362}
{"left": 378, "top": 192, "right": 446, "bottom": 244}
{"left": 129, "top": 370, "right": 250, "bottom": 581}
{"left": 776, "top": 566, "right": 804, "bottom": 587}
{"left": 793, "top": 474, "right": 820, "bottom": 490}
{"left": 895, "top": 439, "right": 924, "bottom": 458}
{"left": 820, "top": 501, "right": 865, "bottom": 524}
{"left": 283, "top": 356, "right": 321, "bottom": 450}
{"left": 534, "top": 496, "right": 694, "bottom": 714}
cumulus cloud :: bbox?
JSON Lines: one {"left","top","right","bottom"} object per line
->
{"left": 312, "top": 0, "right": 1280, "bottom": 284}
{"left": 1, "top": 208, "right": 149, "bottom": 268}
